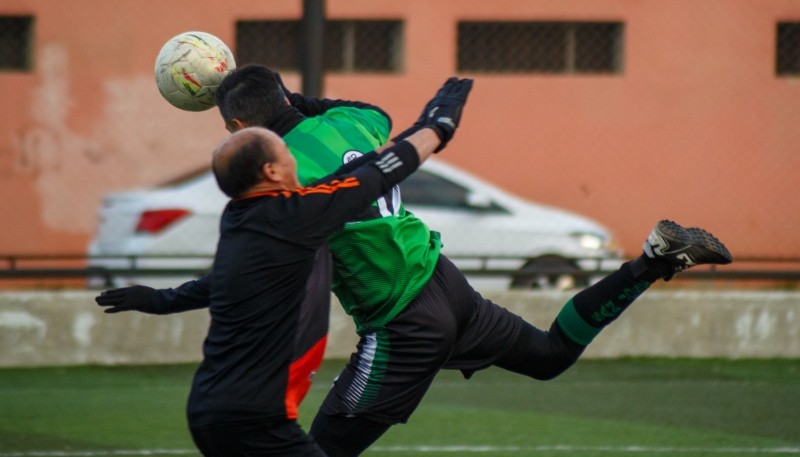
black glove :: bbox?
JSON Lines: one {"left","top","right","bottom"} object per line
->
{"left": 391, "top": 77, "right": 458, "bottom": 144}
{"left": 95, "top": 285, "right": 169, "bottom": 315}
{"left": 390, "top": 78, "right": 451, "bottom": 143}
{"left": 425, "top": 77, "right": 472, "bottom": 152}
{"left": 392, "top": 77, "right": 473, "bottom": 152}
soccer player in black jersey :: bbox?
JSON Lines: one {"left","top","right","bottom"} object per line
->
{"left": 99, "top": 77, "right": 472, "bottom": 456}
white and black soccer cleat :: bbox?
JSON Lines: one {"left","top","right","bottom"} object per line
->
{"left": 643, "top": 219, "right": 733, "bottom": 280}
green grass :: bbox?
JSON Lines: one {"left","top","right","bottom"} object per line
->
{"left": 1, "top": 358, "right": 798, "bottom": 456}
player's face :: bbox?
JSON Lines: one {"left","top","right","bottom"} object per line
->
{"left": 271, "top": 143, "right": 300, "bottom": 188}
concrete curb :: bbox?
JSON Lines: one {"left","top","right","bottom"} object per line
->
{"left": 0, "top": 289, "right": 797, "bottom": 367}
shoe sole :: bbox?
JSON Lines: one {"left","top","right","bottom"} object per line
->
{"left": 656, "top": 220, "right": 733, "bottom": 264}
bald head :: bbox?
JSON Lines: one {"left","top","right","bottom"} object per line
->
{"left": 212, "top": 127, "right": 297, "bottom": 198}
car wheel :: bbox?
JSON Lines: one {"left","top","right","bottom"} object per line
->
{"left": 510, "top": 256, "right": 585, "bottom": 290}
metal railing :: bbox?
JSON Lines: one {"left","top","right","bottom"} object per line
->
{"left": 1, "top": 254, "right": 799, "bottom": 289}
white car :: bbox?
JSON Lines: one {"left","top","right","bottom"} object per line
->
{"left": 88, "top": 159, "right": 621, "bottom": 289}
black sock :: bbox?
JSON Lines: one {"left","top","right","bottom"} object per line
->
{"left": 555, "top": 260, "right": 654, "bottom": 346}
{"left": 629, "top": 254, "right": 673, "bottom": 282}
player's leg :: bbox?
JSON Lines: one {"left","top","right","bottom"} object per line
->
{"left": 190, "top": 419, "right": 327, "bottom": 457}
{"left": 310, "top": 257, "right": 468, "bottom": 456}
{"left": 309, "top": 328, "right": 408, "bottom": 457}
{"left": 309, "top": 414, "right": 391, "bottom": 457}
{"left": 441, "top": 271, "right": 582, "bottom": 379}
{"left": 495, "top": 220, "right": 732, "bottom": 377}
{"left": 553, "top": 219, "right": 732, "bottom": 346}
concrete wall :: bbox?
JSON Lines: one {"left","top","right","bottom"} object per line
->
{"left": 0, "top": 290, "right": 797, "bottom": 367}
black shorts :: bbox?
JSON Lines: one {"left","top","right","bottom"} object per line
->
{"left": 190, "top": 419, "right": 326, "bottom": 457}
{"left": 318, "top": 254, "right": 532, "bottom": 424}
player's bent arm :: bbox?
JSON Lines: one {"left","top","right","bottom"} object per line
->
{"left": 291, "top": 130, "right": 441, "bottom": 242}
{"left": 326, "top": 128, "right": 438, "bottom": 178}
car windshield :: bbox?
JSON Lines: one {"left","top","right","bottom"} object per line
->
{"left": 399, "top": 170, "right": 506, "bottom": 212}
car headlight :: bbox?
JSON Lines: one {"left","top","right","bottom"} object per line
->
{"left": 574, "top": 233, "right": 605, "bottom": 251}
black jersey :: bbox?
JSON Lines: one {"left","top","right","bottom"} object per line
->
{"left": 186, "top": 142, "right": 420, "bottom": 427}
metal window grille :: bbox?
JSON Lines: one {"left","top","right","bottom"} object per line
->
{"left": 236, "top": 19, "right": 403, "bottom": 73}
{"left": 0, "top": 15, "right": 34, "bottom": 71}
{"left": 776, "top": 22, "right": 800, "bottom": 76}
{"left": 457, "top": 21, "right": 624, "bottom": 74}
{"left": 236, "top": 20, "right": 300, "bottom": 70}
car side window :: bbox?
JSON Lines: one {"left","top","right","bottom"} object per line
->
{"left": 399, "top": 170, "right": 505, "bottom": 212}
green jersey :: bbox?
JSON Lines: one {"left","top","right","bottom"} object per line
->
{"left": 285, "top": 104, "right": 443, "bottom": 333}
{"left": 286, "top": 106, "right": 388, "bottom": 185}
{"left": 330, "top": 208, "right": 442, "bottom": 333}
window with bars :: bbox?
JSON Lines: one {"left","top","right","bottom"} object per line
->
{"left": 0, "top": 15, "right": 34, "bottom": 71}
{"left": 457, "top": 21, "right": 624, "bottom": 74}
{"left": 236, "top": 19, "right": 403, "bottom": 73}
{"left": 777, "top": 22, "right": 800, "bottom": 76}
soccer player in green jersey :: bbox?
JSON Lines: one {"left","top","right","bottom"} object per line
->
{"left": 97, "top": 65, "right": 733, "bottom": 457}
{"left": 215, "top": 66, "right": 436, "bottom": 333}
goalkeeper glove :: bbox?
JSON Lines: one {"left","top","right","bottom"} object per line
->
{"left": 95, "top": 285, "right": 169, "bottom": 315}
{"left": 425, "top": 77, "right": 473, "bottom": 152}
{"left": 391, "top": 77, "right": 473, "bottom": 152}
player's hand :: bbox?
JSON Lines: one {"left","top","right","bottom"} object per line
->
{"left": 95, "top": 285, "right": 169, "bottom": 315}
{"left": 391, "top": 78, "right": 456, "bottom": 144}
{"left": 391, "top": 77, "right": 473, "bottom": 152}
{"left": 424, "top": 77, "right": 473, "bottom": 152}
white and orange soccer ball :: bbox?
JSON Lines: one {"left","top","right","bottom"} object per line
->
{"left": 154, "top": 31, "right": 236, "bottom": 112}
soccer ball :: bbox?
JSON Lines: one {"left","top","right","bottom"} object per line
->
{"left": 154, "top": 31, "right": 236, "bottom": 112}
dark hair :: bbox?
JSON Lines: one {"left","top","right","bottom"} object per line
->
{"left": 215, "top": 64, "right": 287, "bottom": 128}
{"left": 213, "top": 135, "right": 275, "bottom": 198}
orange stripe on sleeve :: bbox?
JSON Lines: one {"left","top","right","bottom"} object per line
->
{"left": 294, "top": 177, "right": 361, "bottom": 196}
{"left": 241, "top": 176, "right": 362, "bottom": 200}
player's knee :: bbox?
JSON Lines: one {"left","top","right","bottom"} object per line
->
{"left": 496, "top": 321, "right": 585, "bottom": 380}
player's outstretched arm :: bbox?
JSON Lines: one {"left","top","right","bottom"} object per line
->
{"left": 345, "top": 76, "right": 473, "bottom": 182}
{"left": 334, "top": 77, "right": 473, "bottom": 174}
{"left": 280, "top": 78, "right": 471, "bottom": 243}
{"left": 95, "top": 276, "right": 212, "bottom": 314}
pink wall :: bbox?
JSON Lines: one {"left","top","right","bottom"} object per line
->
{"left": 0, "top": 0, "right": 798, "bottom": 258}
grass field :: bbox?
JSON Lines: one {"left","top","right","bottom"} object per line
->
{"left": 1, "top": 358, "right": 798, "bottom": 456}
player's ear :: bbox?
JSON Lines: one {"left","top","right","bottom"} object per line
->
{"left": 227, "top": 118, "right": 247, "bottom": 132}
{"left": 262, "top": 162, "right": 280, "bottom": 182}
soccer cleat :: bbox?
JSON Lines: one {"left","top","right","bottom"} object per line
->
{"left": 643, "top": 220, "right": 733, "bottom": 280}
